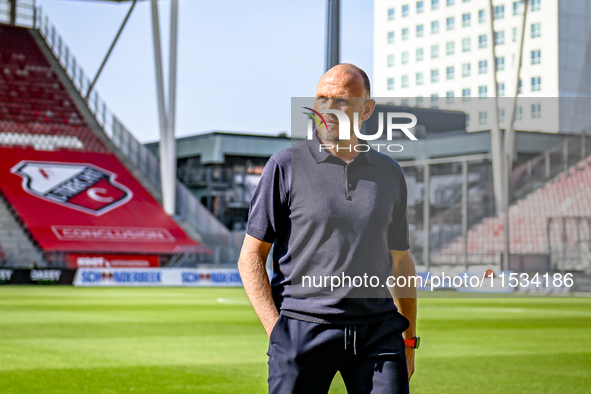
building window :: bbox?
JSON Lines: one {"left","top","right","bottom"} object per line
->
{"left": 387, "top": 78, "right": 394, "bottom": 90}
{"left": 431, "top": 21, "right": 440, "bottom": 34}
{"left": 446, "top": 41, "right": 455, "bottom": 55}
{"left": 462, "top": 38, "right": 471, "bottom": 52}
{"left": 479, "top": 85, "right": 487, "bottom": 97}
{"left": 446, "top": 66, "right": 455, "bottom": 80}
{"left": 531, "top": 0, "right": 541, "bottom": 11}
{"left": 478, "top": 9, "right": 485, "bottom": 23}
{"left": 496, "top": 56, "right": 505, "bottom": 71}
{"left": 517, "top": 106, "right": 523, "bottom": 120}
{"left": 431, "top": 44, "right": 439, "bottom": 58}
{"left": 462, "top": 13, "right": 471, "bottom": 27}
{"left": 417, "top": 0, "right": 424, "bottom": 13}
{"left": 447, "top": 17, "right": 455, "bottom": 31}
{"left": 387, "top": 54, "right": 394, "bottom": 67}
{"left": 531, "top": 76, "right": 541, "bottom": 91}
{"left": 416, "top": 48, "right": 424, "bottom": 61}
{"left": 479, "top": 35, "right": 487, "bottom": 48}
{"left": 446, "top": 91, "right": 455, "bottom": 104}
{"left": 431, "top": 94, "right": 439, "bottom": 109}
{"left": 402, "top": 51, "right": 409, "bottom": 64}
{"left": 416, "top": 72, "right": 424, "bottom": 85}
{"left": 531, "top": 23, "right": 541, "bottom": 38}
{"left": 432, "top": 0, "right": 439, "bottom": 10}
{"left": 531, "top": 50, "right": 541, "bottom": 64}
{"left": 518, "top": 79, "right": 523, "bottom": 93}
{"left": 513, "top": 27, "right": 518, "bottom": 42}
{"left": 431, "top": 69, "right": 439, "bottom": 83}
{"left": 416, "top": 96, "right": 424, "bottom": 106}
{"left": 462, "top": 88, "right": 471, "bottom": 100}
{"left": 479, "top": 111, "right": 488, "bottom": 125}
{"left": 494, "top": 5, "right": 505, "bottom": 19}
{"left": 462, "top": 63, "right": 471, "bottom": 76}
{"left": 532, "top": 103, "right": 541, "bottom": 118}
{"left": 479, "top": 60, "right": 487, "bottom": 74}
{"left": 417, "top": 24, "right": 424, "bottom": 37}
{"left": 402, "top": 75, "right": 409, "bottom": 88}
{"left": 401, "top": 99, "right": 409, "bottom": 106}
{"left": 402, "top": 28, "right": 410, "bottom": 40}
{"left": 498, "top": 82, "right": 505, "bottom": 96}
{"left": 402, "top": 4, "right": 410, "bottom": 17}
{"left": 388, "top": 31, "right": 394, "bottom": 43}
{"left": 513, "top": 1, "right": 523, "bottom": 15}
{"left": 495, "top": 31, "right": 505, "bottom": 45}
{"left": 466, "top": 113, "right": 470, "bottom": 126}
{"left": 499, "top": 108, "right": 505, "bottom": 123}
{"left": 388, "top": 8, "right": 395, "bottom": 20}
{"left": 447, "top": 0, "right": 454, "bottom": 6}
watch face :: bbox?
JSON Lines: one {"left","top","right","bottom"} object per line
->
{"left": 415, "top": 337, "right": 421, "bottom": 349}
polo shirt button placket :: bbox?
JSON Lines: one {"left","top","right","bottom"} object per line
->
{"left": 345, "top": 165, "right": 352, "bottom": 201}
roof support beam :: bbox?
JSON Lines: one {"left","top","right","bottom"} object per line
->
{"left": 85, "top": 0, "right": 137, "bottom": 101}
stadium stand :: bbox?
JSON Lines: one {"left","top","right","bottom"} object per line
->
{"left": 436, "top": 155, "right": 591, "bottom": 271}
{"left": 0, "top": 24, "right": 108, "bottom": 153}
{"left": 0, "top": 21, "right": 230, "bottom": 267}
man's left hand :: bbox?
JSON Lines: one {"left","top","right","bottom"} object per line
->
{"left": 405, "top": 346, "right": 415, "bottom": 381}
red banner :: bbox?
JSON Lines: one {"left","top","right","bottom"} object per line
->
{"left": 0, "top": 148, "right": 202, "bottom": 253}
{"left": 65, "top": 254, "right": 160, "bottom": 269}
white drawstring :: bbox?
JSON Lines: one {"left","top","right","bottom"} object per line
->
{"left": 353, "top": 325, "right": 357, "bottom": 355}
{"left": 344, "top": 325, "right": 357, "bottom": 355}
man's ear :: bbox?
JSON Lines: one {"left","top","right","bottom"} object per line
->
{"left": 361, "top": 99, "right": 376, "bottom": 121}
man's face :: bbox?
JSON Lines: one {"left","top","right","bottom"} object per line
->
{"left": 314, "top": 66, "right": 375, "bottom": 142}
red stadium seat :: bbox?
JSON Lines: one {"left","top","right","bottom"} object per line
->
{"left": 0, "top": 25, "right": 108, "bottom": 153}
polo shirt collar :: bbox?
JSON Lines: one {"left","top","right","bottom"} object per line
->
{"left": 306, "top": 131, "right": 377, "bottom": 166}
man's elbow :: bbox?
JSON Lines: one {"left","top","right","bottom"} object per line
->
{"left": 238, "top": 234, "right": 272, "bottom": 271}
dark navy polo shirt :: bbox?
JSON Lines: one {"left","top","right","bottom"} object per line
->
{"left": 246, "top": 132, "right": 410, "bottom": 324}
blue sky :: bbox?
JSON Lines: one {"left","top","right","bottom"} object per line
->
{"left": 36, "top": 0, "right": 374, "bottom": 143}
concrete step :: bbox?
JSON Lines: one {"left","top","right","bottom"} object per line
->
{"left": 0, "top": 195, "right": 45, "bottom": 266}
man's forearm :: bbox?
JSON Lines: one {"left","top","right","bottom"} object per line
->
{"left": 394, "top": 297, "right": 417, "bottom": 338}
{"left": 390, "top": 250, "right": 418, "bottom": 338}
{"left": 238, "top": 235, "right": 279, "bottom": 337}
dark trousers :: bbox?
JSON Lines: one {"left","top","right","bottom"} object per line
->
{"left": 267, "top": 314, "right": 410, "bottom": 394}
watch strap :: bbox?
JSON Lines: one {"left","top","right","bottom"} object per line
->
{"left": 404, "top": 337, "right": 420, "bottom": 349}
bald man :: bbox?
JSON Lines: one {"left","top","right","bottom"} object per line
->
{"left": 238, "top": 64, "right": 417, "bottom": 394}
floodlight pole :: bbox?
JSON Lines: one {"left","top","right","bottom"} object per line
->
{"left": 423, "top": 164, "right": 430, "bottom": 270}
{"left": 487, "top": 0, "right": 504, "bottom": 216}
{"left": 506, "top": 0, "right": 529, "bottom": 171}
{"left": 503, "top": 0, "right": 529, "bottom": 270}
{"left": 150, "top": 0, "right": 178, "bottom": 216}
{"left": 325, "top": 0, "right": 340, "bottom": 71}
{"left": 168, "top": 0, "right": 179, "bottom": 180}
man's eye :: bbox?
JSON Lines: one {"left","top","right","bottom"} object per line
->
{"left": 316, "top": 98, "right": 327, "bottom": 103}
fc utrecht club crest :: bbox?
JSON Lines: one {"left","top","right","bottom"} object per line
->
{"left": 11, "top": 161, "right": 133, "bottom": 216}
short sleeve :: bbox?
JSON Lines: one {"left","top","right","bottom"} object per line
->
{"left": 388, "top": 168, "right": 410, "bottom": 251}
{"left": 246, "top": 157, "right": 287, "bottom": 244}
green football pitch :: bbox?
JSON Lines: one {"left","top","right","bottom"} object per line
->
{"left": 0, "top": 286, "right": 589, "bottom": 393}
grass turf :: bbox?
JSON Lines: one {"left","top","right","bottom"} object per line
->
{"left": 0, "top": 286, "right": 589, "bottom": 393}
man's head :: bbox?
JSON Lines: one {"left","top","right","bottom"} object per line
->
{"left": 314, "top": 64, "right": 375, "bottom": 142}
